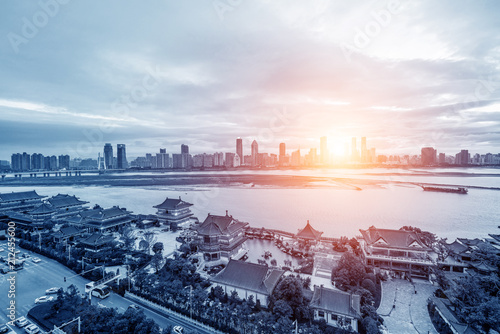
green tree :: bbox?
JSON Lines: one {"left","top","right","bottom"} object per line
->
{"left": 332, "top": 253, "right": 366, "bottom": 290}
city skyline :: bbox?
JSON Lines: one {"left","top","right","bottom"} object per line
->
{"left": 1, "top": 2, "right": 499, "bottom": 159}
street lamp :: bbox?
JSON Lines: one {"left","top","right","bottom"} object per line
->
{"left": 184, "top": 285, "right": 193, "bottom": 318}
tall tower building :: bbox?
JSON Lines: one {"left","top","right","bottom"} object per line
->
{"left": 351, "top": 137, "right": 358, "bottom": 162}
{"left": 279, "top": 143, "right": 286, "bottom": 166}
{"left": 236, "top": 138, "right": 243, "bottom": 161}
{"left": 104, "top": 143, "right": 113, "bottom": 169}
{"left": 361, "top": 137, "right": 367, "bottom": 162}
{"left": 251, "top": 140, "right": 258, "bottom": 167}
{"left": 421, "top": 147, "right": 437, "bottom": 166}
{"left": 181, "top": 144, "right": 189, "bottom": 154}
{"left": 320, "top": 136, "right": 328, "bottom": 164}
{"left": 117, "top": 144, "right": 127, "bottom": 169}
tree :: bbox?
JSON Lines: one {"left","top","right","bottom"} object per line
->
{"left": 399, "top": 226, "right": 437, "bottom": 248}
{"left": 332, "top": 253, "right": 366, "bottom": 290}
{"left": 272, "top": 275, "right": 310, "bottom": 321}
{"left": 122, "top": 227, "right": 136, "bottom": 251}
{"left": 433, "top": 238, "right": 450, "bottom": 262}
{"left": 143, "top": 231, "right": 157, "bottom": 255}
{"left": 273, "top": 300, "right": 293, "bottom": 320}
{"left": 152, "top": 242, "right": 164, "bottom": 255}
{"left": 349, "top": 237, "right": 361, "bottom": 256}
{"left": 151, "top": 253, "right": 163, "bottom": 274}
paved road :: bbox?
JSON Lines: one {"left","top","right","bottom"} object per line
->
{"left": 0, "top": 239, "right": 212, "bottom": 334}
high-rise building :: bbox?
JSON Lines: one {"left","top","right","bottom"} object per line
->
{"left": 58, "top": 155, "right": 70, "bottom": 170}
{"left": 351, "top": 137, "right": 358, "bottom": 162}
{"left": 21, "top": 152, "right": 31, "bottom": 171}
{"left": 320, "top": 136, "right": 328, "bottom": 164}
{"left": 156, "top": 149, "right": 169, "bottom": 169}
{"left": 421, "top": 147, "right": 437, "bottom": 166}
{"left": 104, "top": 143, "right": 113, "bottom": 169}
{"left": 117, "top": 144, "right": 127, "bottom": 169}
{"left": 11, "top": 153, "right": 22, "bottom": 172}
{"left": 279, "top": 142, "right": 286, "bottom": 165}
{"left": 181, "top": 144, "right": 189, "bottom": 154}
{"left": 291, "top": 149, "right": 301, "bottom": 167}
{"left": 361, "top": 137, "right": 367, "bottom": 162}
{"left": 251, "top": 140, "right": 258, "bottom": 167}
{"left": 225, "top": 153, "right": 235, "bottom": 168}
{"left": 31, "top": 153, "right": 44, "bottom": 170}
{"left": 438, "top": 153, "right": 446, "bottom": 165}
{"left": 455, "top": 150, "right": 470, "bottom": 165}
{"left": 236, "top": 138, "right": 243, "bottom": 161}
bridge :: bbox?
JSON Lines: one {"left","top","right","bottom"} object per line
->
{"left": 1, "top": 169, "right": 128, "bottom": 181}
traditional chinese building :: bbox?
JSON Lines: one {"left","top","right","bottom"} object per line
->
{"left": 80, "top": 232, "right": 116, "bottom": 252}
{"left": 358, "top": 226, "right": 433, "bottom": 279}
{"left": 153, "top": 196, "right": 193, "bottom": 228}
{"left": 295, "top": 220, "right": 323, "bottom": 242}
{"left": 66, "top": 206, "right": 133, "bottom": 232}
{"left": 28, "top": 203, "right": 56, "bottom": 224}
{"left": 0, "top": 190, "right": 45, "bottom": 212}
{"left": 47, "top": 194, "right": 89, "bottom": 219}
{"left": 210, "top": 259, "right": 284, "bottom": 307}
{"left": 195, "top": 211, "right": 248, "bottom": 268}
{"left": 310, "top": 285, "right": 361, "bottom": 332}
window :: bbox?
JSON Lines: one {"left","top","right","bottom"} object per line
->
{"left": 318, "top": 311, "right": 325, "bottom": 317}
{"left": 331, "top": 314, "right": 337, "bottom": 321}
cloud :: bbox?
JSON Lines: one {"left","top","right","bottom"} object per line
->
{"left": 0, "top": 0, "right": 499, "bottom": 160}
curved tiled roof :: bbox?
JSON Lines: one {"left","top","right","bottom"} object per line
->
{"left": 48, "top": 194, "right": 88, "bottom": 208}
{"left": 296, "top": 221, "right": 323, "bottom": 240}
{"left": 196, "top": 212, "right": 248, "bottom": 236}
{"left": 29, "top": 203, "right": 56, "bottom": 215}
{"left": 359, "top": 226, "right": 430, "bottom": 250}
{"left": 154, "top": 197, "right": 193, "bottom": 210}
{"left": 310, "top": 286, "right": 361, "bottom": 319}
{"left": 212, "top": 259, "right": 284, "bottom": 295}
{"left": 0, "top": 190, "right": 45, "bottom": 202}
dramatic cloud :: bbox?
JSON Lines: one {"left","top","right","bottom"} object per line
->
{"left": 0, "top": 0, "right": 499, "bottom": 160}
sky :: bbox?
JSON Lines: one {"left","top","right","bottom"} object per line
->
{"left": 0, "top": 0, "right": 499, "bottom": 160}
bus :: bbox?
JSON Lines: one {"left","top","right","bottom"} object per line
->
{"left": 91, "top": 285, "right": 111, "bottom": 299}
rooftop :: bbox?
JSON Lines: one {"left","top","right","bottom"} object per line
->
{"left": 47, "top": 194, "right": 89, "bottom": 209}
{"left": 153, "top": 197, "right": 193, "bottom": 210}
{"left": 196, "top": 211, "right": 248, "bottom": 236}
{"left": 296, "top": 220, "right": 323, "bottom": 240}
{"left": 359, "top": 226, "right": 431, "bottom": 251}
{"left": 310, "top": 285, "right": 361, "bottom": 319}
{"left": 0, "top": 190, "right": 45, "bottom": 202}
{"left": 211, "top": 259, "right": 284, "bottom": 295}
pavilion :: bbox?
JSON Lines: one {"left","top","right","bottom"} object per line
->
{"left": 295, "top": 220, "right": 323, "bottom": 242}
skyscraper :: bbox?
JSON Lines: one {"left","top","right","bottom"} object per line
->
{"left": 279, "top": 142, "right": 286, "bottom": 166}
{"left": 361, "top": 137, "right": 367, "bottom": 162}
{"left": 236, "top": 138, "right": 243, "bottom": 161}
{"left": 351, "top": 137, "right": 358, "bottom": 162}
{"left": 104, "top": 143, "right": 113, "bottom": 169}
{"left": 181, "top": 144, "right": 189, "bottom": 154}
{"left": 320, "top": 136, "right": 328, "bottom": 164}
{"left": 251, "top": 140, "right": 258, "bottom": 167}
{"left": 421, "top": 147, "right": 437, "bottom": 166}
{"left": 117, "top": 144, "right": 127, "bottom": 169}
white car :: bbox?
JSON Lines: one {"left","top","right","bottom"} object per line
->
{"left": 15, "top": 316, "right": 29, "bottom": 327}
{"left": 31, "top": 257, "right": 41, "bottom": 263}
{"left": 172, "top": 326, "right": 184, "bottom": 334}
{"left": 24, "top": 324, "right": 40, "bottom": 334}
{"left": 45, "top": 287, "right": 60, "bottom": 294}
{"left": 0, "top": 248, "right": 4, "bottom": 252}
{"left": 35, "top": 296, "right": 54, "bottom": 304}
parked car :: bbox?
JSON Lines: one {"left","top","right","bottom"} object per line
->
{"left": 0, "top": 324, "right": 8, "bottom": 333}
{"left": 15, "top": 316, "right": 29, "bottom": 327}
{"left": 45, "top": 287, "right": 60, "bottom": 294}
{"left": 172, "top": 326, "right": 184, "bottom": 334}
{"left": 35, "top": 296, "right": 54, "bottom": 304}
{"left": 128, "top": 304, "right": 139, "bottom": 310}
{"left": 24, "top": 324, "right": 40, "bottom": 334}
{"left": 0, "top": 248, "right": 4, "bottom": 252}
{"left": 31, "top": 257, "right": 41, "bottom": 263}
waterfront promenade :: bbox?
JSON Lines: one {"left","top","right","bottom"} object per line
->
{"left": 378, "top": 278, "right": 438, "bottom": 334}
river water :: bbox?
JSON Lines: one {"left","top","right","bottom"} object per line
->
{"left": 1, "top": 168, "right": 499, "bottom": 241}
